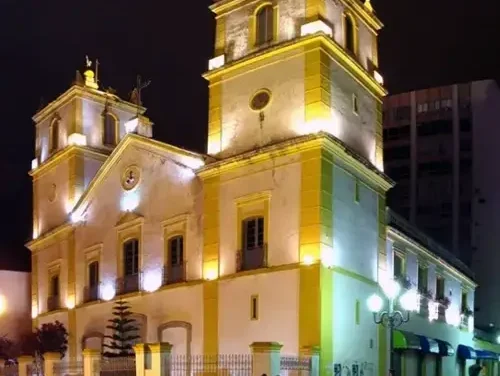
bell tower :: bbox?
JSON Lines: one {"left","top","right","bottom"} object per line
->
{"left": 31, "top": 59, "right": 153, "bottom": 239}
{"left": 205, "top": 0, "right": 386, "bottom": 170}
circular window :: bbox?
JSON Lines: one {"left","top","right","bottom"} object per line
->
{"left": 121, "top": 165, "right": 141, "bottom": 191}
{"left": 250, "top": 89, "right": 271, "bottom": 111}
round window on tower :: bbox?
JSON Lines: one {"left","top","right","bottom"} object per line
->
{"left": 249, "top": 89, "right": 272, "bottom": 111}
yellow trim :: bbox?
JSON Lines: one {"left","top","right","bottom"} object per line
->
{"left": 250, "top": 294, "right": 259, "bottom": 320}
{"left": 33, "top": 180, "right": 39, "bottom": 242}
{"left": 203, "top": 280, "right": 218, "bottom": 355}
{"left": 304, "top": 47, "right": 331, "bottom": 124}
{"left": 207, "top": 78, "right": 222, "bottom": 155}
{"left": 67, "top": 232, "right": 76, "bottom": 307}
{"left": 305, "top": 0, "right": 326, "bottom": 21}
{"left": 387, "top": 227, "right": 476, "bottom": 288}
{"left": 204, "top": 34, "right": 387, "bottom": 100}
{"left": 68, "top": 153, "right": 85, "bottom": 212}
{"left": 342, "top": 11, "right": 359, "bottom": 57}
{"left": 199, "top": 134, "right": 393, "bottom": 194}
{"left": 355, "top": 299, "right": 360, "bottom": 325}
{"left": 377, "top": 194, "right": 387, "bottom": 277}
{"left": 249, "top": 88, "right": 272, "bottom": 112}
{"left": 214, "top": 16, "right": 226, "bottom": 55}
{"left": 203, "top": 177, "right": 220, "bottom": 279}
{"left": 68, "top": 307, "right": 77, "bottom": 358}
{"left": 116, "top": 217, "right": 144, "bottom": 279}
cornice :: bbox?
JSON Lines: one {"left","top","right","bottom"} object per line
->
{"left": 203, "top": 34, "right": 387, "bottom": 100}
{"left": 26, "top": 223, "right": 73, "bottom": 253}
{"left": 387, "top": 227, "right": 477, "bottom": 289}
{"left": 29, "top": 146, "right": 109, "bottom": 180}
{"left": 33, "top": 85, "right": 147, "bottom": 124}
{"left": 197, "top": 133, "right": 393, "bottom": 193}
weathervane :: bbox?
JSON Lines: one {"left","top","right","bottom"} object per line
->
{"left": 85, "top": 55, "right": 92, "bottom": 68}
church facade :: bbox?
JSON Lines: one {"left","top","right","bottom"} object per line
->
{"left": 27, "top": 0, "right": 487, "bottom": 375}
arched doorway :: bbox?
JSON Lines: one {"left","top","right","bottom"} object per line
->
{"left": 156, "top": 321, "right": 192, "bottom": 356}
{"left": 81, "top": 331, "right": 105, "bottom": 351}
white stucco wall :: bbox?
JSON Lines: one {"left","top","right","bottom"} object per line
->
{"left": 219, "top": 51, "right": 305, "bottom": 157}
{"left": 332, "top": 165, "right": 378, "bottom": 281}
{"left": 218, "top": 269, "right": 299, "bottom": 354}
{"left": 74, "top": 144, "right": 204, "bottom": 297}
{"left": 330, "top": 60, "right": 377, "bottom": 164}
{"left": 0, "top": 271, "right": 31, "bottom": 340}
{"left": 219, "top": 154, "right": 301, "bottom": 275}
{"left": 332, "top": 271, "right": 379, "bottom": 370}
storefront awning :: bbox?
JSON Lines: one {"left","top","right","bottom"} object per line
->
{"left": 394, "top": 331, "right": 454, "bottom": 356}
{"left": 457, "top": 345, "right": 500, "bottom": 361}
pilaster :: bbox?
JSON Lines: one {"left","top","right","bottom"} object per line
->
{"left": 250, "top": 342, "right": 282, "bottom": 376}
{"left": 304, "top": 47, "right": 332, "bottom": 124}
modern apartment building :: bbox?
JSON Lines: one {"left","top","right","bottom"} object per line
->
{"left": 383, "top": 79, "right": 500, "bottom": 328}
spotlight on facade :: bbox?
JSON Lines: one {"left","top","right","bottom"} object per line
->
{"left": 143, "top": 270, "right": 162, "bottom": 293}
{"left": 31, "top": 306, "right": 38, "bottom": 319}
{"left": 68, "top": 133, "right": 87, "bottom": 146}
{"left": 302, "top": 255, "right": 314, "bottom": 266}
{"left": 0, "top": 295, "right": 7, "bottom": 315}
{"left": 125, "top": 117, "right": 139, "bottom": 134}
{"left": 65, "top": 296, "right": 76, "bottom": 310}
{"left": 101, "top": 283, "right": 116, "bottom": 301}
{"left": 121, "top": 191, "right": 139, "bottom": 212}
{"left": 205, "top": 269, "right": 218, "bottom": 281}
{"left": 367, "top": 294, "right": 383, "bottom": 313}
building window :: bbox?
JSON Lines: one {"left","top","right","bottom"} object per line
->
{"left": 417, "top": 264, "right": 428, "bottom": 292}
{"left": 243, "top": 217, "right": 264, "bottom": 250}
{"left": 123, "top": 239, "right": 140, "bottom": 276}
{"left": 255, "top": 5, "right": 274, "bottom": 46}
{"left": 50, "top": 275, "right": 60, "bottom": 297}
{"left": 169, "top": 236, "right": 184, "bottom": 267}
{"left": 88, "top": 261, "right": 99, "bottom": 287}
{"left": 461, "top": 291, "right": 468, "bottom": 311}
{"left": 436, "top": 275, "right": 445, "bottom": 300}
{"left": 393, "top": 252, "right": 404, "bottom": 279}
{"left": 103, "top": 113, "right": 117, "bottom": 146}
{"left": 49, "top": 119, "right": 59, "bottom": 153}
{"left": 352, "top": 94, "right": 359, "bottom": 114}
{"left": 344, "top": 14, "right": 355, "bottom": 54}
{"left": 250, "top": 295, "right": 259, "bottom": 320}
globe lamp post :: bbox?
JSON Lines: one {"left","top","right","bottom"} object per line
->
{"left": 367, "top": 279, "right": 418, "bottom": 376}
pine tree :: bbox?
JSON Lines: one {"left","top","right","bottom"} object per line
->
{"left": 103, "top": 300, "right": 140, "bottom": 357}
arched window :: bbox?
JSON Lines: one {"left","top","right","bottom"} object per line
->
{"left": 344, "top": 14, "right": 355, "bottom": 55}
{"left": 255, "top": 5, "right": 274, "bottom": 46}
{"left": 103, "top": 112, "right": 117, "bottom": 146}
{"left": 49, "top": 119, "right": 59, "bottom": 153}
{"left": 123, "top": 239, "right": 140, "bottom": 277}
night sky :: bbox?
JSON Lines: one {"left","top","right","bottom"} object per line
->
{"left": 0, "top": 0, "right": 498, "bottom": 269}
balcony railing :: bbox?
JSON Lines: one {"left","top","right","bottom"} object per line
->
{"left": 116, "top": 273, "right": 141, "bottom": 296}
{"left": 83, "top": 285, "right": 99, "bottom": 303}
{"left": 163, "top": 262, "right": 187, "bottom": 285}
{"left": 236, "top": 245, "right": 268, "bottom": 272}
{"left": 47, "top": 295, "right": 60, "bottom": 311}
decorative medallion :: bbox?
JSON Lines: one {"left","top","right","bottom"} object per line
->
{"left": 121, "top": 165, "right": 141, "bottom": 191}
{"left": 249, "top": 89, "right": 271, "bottom": 111}
{"left": 48, "top": 184, "right": 57, "bottom": 203}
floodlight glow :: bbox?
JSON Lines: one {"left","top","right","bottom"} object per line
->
{"left": 101, "top": 283, "right": 116, "bottom": 301}
{"left": 380, "top": 279, "right": 400, "bottom": 300}
{"left": 208, "top": 55, "right": 225, "bottom": 71}
{"left": 68, "top": 133, "right": 87, "bottom": 146}
{"left": 143, "top": 270, "right": 162, "bottom": 293}
{"left": 367, "top": 294, "right": 383, "bottom": 313}
{"left": 300, "top": 20, "right": 333, "bottom": 37}
{"left": 125, "top": 117, "right": 139, "bottom": 134}
{"left": 400, "top": 289, "right": 419, "bottom": 312}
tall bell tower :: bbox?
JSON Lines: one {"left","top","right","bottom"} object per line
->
{"left": 205, "top": 0, "right": 386, "bottom": 170}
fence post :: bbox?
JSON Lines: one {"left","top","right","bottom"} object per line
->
{"left": 133, "top": 344, "right": 147, "bottom": 376}
{"left": 300, "top": 346, "right": 320, "bottom": 376}
{"left": 18, "top": 356, "right": 33, "bottom": 376}
{"left": 43, "top": 352, "right": 60, "bottom": 376}
{"left": 250, "top": 342, "right": 282, "bottom": 376}
{"left": 83, "top": 349, "right": 100, "bottom": 376}
{"left": 149, "top": 343, "right": 172, "bottom": 376}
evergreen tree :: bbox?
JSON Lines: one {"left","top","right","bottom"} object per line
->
{"left": 103, "top": 300, "right": 140, "bottom": 357}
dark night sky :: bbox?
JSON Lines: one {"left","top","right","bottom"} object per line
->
{"left": 0, "top": 0, "right": 498, "bottom": 269}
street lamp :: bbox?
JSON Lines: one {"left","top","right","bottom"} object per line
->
{"left": 367, "top": 278, "right": 419, "bottom": 376}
